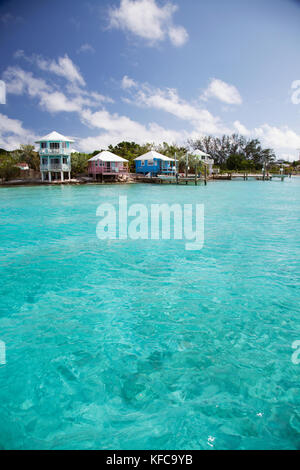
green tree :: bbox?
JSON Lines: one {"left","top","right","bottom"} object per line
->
{"left": 154, "top": 142, "right": 188, "bottom": 172}
{"left": 19, "top": 144, "right": 40, "bottom": 171}
{"left": 90, "top": 150, "right": 103, "bottom": 157}
{"left": 226, "top": 153, "right": 246, "bottom": 171}
{"left": 188, "top": 134, "right": 276, "bottom": 170}
{"left": 0, "top": 155, "right": 21, "bottom": 181}
{"left": 70, "top": 153, "right": 91, "bottom": 177}
{"left": 108, "top": 141, "right": 152, "bottom": 171}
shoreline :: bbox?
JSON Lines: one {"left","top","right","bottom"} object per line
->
{"left": 1, "top": 174, "right": 299, "bottom": 188}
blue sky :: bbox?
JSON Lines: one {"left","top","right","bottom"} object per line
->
{"left": 1, "top": 0, "right": 300, "bottom": 159}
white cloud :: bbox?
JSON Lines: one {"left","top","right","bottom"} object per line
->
{"left": 108, "top": 0, "right": 188, "bottom": 47}
{"left": 81, "top": 108, "right": 148, "bottom": 134}
{"left": 11, "top": 52, "right": 114, "bottom": 107}
{"left": 3, "top": 58, "right": 300, "bottom": 160}
{"left": 0, "top": 113, "right": 36, "bottom": 150}
{"left": 121, "top": 75, "right": 137, "bottom": 89}
{"left": 0, "top": 113, "right": 28, "bottom": 136}
{"left": 12, "top": 52, "right": 86, "bottom": 86}
{"left": 2, "top": 67, "right": 77, "bottom": 114}
{"left": 233, "top": 120, "right": 300, "bottom": 159}
{"left": 3, "top": 59, "right": 198, "bottom": 152}
{"left": 5, "top": 62, "right": 228, "bottom": 140}
{"left": 254, "top": 124, "right": 300, "bottom": 151}
{"left": 4, "top": 62, "right": 226, "bottom": 150}
{"left": 78, "top": 108, "right": 186, "bottom": 151}
{"left": 124, "top": 82, "right": 230, "bottom": 134}
{"left": 3, "top": 67, "right": 51, "bottom": 97}
{"left": 77, "top": 43, "right": 95, "bottom": 54}
{"left": 168, "top": 25, "right": 188, "bottom": 47}
{"left": 233, "top": 120, "right": 250, "bottom": 136}
{"left": 36, "top": 54, "right": 85, "bottom": 86}
{"left": 65, "top": 83, "right": 114, "bottom": 106}
{"left": 76, "top": 81, "right": 234, "bottom": 151}
{"left": 13, "top": 49, "right": 26, "bottom": 59}
{"left": 39, "top": 91, "right": 82, "bottom": 113}
{"left": 3, "top": 63, "right": 112, "bottom": 114}
{"left": 280, "top": 153, "right": 298, "bottom": 162}
{"left": 202, "top": 78, "right": 242, "bottom": 105}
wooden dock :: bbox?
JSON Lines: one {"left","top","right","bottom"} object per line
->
{"left": 135, "top": 170, "right": 290, "bottom": 186}
{"left": 137, "top": 175, "right": 207, "bottom": 185}
{"left": 212, "top": 173, "right": 289, "bottom": 181}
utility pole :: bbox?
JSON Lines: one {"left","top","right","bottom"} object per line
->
{"left": 175, "top": 152, "right": 178, "bottom": 184}
{"left": 185, "top": 153, "right": 188, "bottom": 178}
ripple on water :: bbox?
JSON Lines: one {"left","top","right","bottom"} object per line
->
{"left": 0, "top": 181, "right": 299, "bottom": 449}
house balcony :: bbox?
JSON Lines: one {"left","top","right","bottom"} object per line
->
{"left": 40, "top": 163, "right": 71, "bottom": 172}
{"left": 39, "top": 148, "right": 71, "bottom": 156}
{"left": 102, "top": 167, "right": 128, "bottom": 175}
{"left": 88, "top": 164, "right": 129, "bottom": 175}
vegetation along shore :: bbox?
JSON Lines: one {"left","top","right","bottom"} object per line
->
{"left": 1, "top": 133, "right": 299, "bottom": 185}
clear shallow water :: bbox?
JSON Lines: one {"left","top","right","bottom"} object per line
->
{"left": 0, "top": 179, "right": 299, "bottom": 450}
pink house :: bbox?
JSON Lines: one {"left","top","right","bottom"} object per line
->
{"left": 88, "top": 151, "right": 129, "bottom": 180}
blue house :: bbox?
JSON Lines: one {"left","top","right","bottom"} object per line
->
{"left": 135, "top": 151, "right": 175, "bottom": 176}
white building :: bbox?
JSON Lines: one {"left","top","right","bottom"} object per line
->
{"left": 35, "top": 131, "right": 74, "bottom": 182}
{"left": 190, "top": 149, "right": 214, "bottom": 175}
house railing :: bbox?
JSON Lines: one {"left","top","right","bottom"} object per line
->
{"left": 40, "top": 163, "right": 70, "bottom": 171}
{"left": 102, "top": 167, "right": 128, "bottom": 173}
{"left": 89, "top": 165, "right": 129, "bottom": 174}
{"left": 39, "top": 148, "right": 71, "bottom": 155}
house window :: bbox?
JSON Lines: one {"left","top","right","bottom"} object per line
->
{"left": 62, "top": 142, "right": 67, "bottom": 148}
{"left": 53, "top": 158, "right": 60, "bottom": 164}
{"left": 41, "top": 142, "right": 47, "bottom": 149}
{"left": 63, "top": 157, "right": 68, "bottom": 164}
{"left": 148, "top": 160, "right": 154, "bottom": 166}
{"left": 141, "top": 161, "right": 145, "bottom": 166}
{"left": 42, "top": 158, "right": 48, "bottom": 164}
{"left": 50, "top": 142, "right": 60, "bottom": 149}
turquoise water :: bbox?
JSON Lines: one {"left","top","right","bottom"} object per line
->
{"left": 0, "top": 179, "right": 299, "bottom": 450}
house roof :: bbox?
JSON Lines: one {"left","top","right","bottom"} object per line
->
{"left": 88, "top": 151, "right": 129, "bottom": 163}
{"left": 190, "top": 149, "right": 214, "bottom": 162}
{"left": 35, "top": 131, "right": 75, "bottom": 143}
{"left": 16, "top": 162, "right": 29, "bottom": 169}
{"left": 190, "top": 149, "right": 211, "bottom": 157}
{"left": 134, "top": 150, "right": 175, "bottom": 162}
